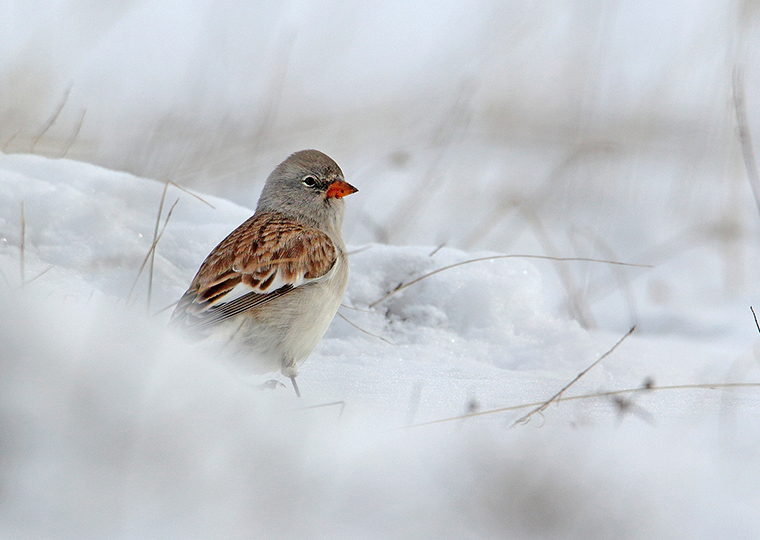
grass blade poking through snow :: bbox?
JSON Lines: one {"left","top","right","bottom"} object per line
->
{"left": 147, "top": 181, "right": 170, "bottom": 310}
{"left": 511, "top": 325, "right": 636, "bottom": 427}
{"left": 336, "top": 311, "right": 395, "bottom": 345}
{"left": 127, "top": 197, "right": 179, "bottom": 307}
{"left": 132, "top": 181, "right": 213, "bottom": 309}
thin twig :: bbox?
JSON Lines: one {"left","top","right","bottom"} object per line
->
{"left": 127, "top": 198, "right": 179, "bottom": 304}
{"left": 19, "top": 202, "right": 25, "bottom": 286}
{"left": 31, "top": 83, "right": 72, "bottom": 153}
{"left": 511, "top": 325, "right": 636, "bottom": 427}
{"left": 733, "top": 66, "right": 760, "bottom": 218}
{"left": 337, "top": 311, "right": 394, "bottom": 344}
{"left": 368, "top": 255, "right": 651, "bottom": 308}
{"left": 752, "top": 306, "right": 760, "bottom": 334}
{"left": 404, "top": 381, "right": 760, "bottom": 429}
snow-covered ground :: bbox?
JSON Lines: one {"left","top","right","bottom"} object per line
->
{"left": 2, "top": 150, "right": 760, "bottom": 539}
{"left": 3, "top": 1, "right": 760, "bottom": 538}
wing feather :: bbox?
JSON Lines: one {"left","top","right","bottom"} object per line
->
{"left": 171, "top": 212, "right": 337, "bottom": 330}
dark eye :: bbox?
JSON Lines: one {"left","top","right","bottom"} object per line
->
{"left": 302, "top": 175, "right": 318, "bottom": 187}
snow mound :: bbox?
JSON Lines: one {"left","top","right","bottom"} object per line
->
{"left": 344, "top": 244, "right": 591, "bottom": 371}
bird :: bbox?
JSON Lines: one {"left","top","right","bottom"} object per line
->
{"left": 170, "top": 149, "right": 357, "bottom": 397}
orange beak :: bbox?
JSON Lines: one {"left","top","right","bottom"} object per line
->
{"left": 325, "top": 180, "right": 358, "bottom": 199}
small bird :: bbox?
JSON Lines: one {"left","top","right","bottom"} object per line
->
{"left": 170, "top": 150, "right": 357, "bottom": 396}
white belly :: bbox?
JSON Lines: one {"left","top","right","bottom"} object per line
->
{"left": 205, "top": 252, "right": 349, "bottom": 377}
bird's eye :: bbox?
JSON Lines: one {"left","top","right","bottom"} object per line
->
{"left": 302, "top": 175, "right": 317, "bottom": 187}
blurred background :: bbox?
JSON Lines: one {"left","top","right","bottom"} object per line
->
{"left": 2, "top": 0, "right": 760, "bottom": 335}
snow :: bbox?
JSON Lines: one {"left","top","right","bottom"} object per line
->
{"left": 2, "top": 151, "right": 760, "bottom": 539}
{"left": 3, "top": 1, "right": 760, "bottom": 538}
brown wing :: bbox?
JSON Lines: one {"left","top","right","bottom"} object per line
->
{"left": 171, "top": 212, "right": 337, "bottom": 330}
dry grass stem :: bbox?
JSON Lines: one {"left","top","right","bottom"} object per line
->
{"left": 404, "top": 381, "right": 760, "bottom": 430}
{"left": 340, "top": 303, "right": 375, "bottom": 313}
{"left": 147, "top": 181, "right": 170, "bottom": 310}
{"left": 463, "top": 145, "right": 614, "bottom": 250}
{"left": 24, "top": 265, "right": 54, "bottom": 285}
{"left": 569, "top": 226, "right": 638, "bottom": 325}
{"left": 383, "top": 78, "right": 476, "bottom": 242}
{"left": 368, "top": 255, "right": 650, "bottom": 309}
{"left": 249, "top": 32, "right": 294, "bottom": 152}
{"left": 169, "top": 181, "right": 215, "bottom": 209}
{"left": 61, "top": 109, "right": 86, "bottom": 158}
{"left": 428, "top": 243, "right": 446, "bottom": 257}
{"left": 521, "top": 205, "right": 596, "bottom": 328}
{"left": 337, "top": 311, "right": 394, "bottom": 345}
{"left": 19, "top": 202, "right": 25, "bottom": 286}
{"left": 3, "top": 133, "right": 18, "bottom": 151}
{"left": 31, "top": 83, "right": 72, "bottom": 153}
{"left": 127, "top": 198, "right": 179, "bottom": 304}
{"left": 152, "top": 300, "right": 179, "bottom": 317}
{"left": 347, "top": 245, "right": 373, "bottom": 256}
{"left": 511, "top": 325, "right": 636, "bottom": 427}
{"left": 733, "top": 66, "right": 760, "bottom": 218}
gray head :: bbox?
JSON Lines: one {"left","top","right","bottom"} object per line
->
{"left": 256, "top": 150, "right": 357, "bottom": 234}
